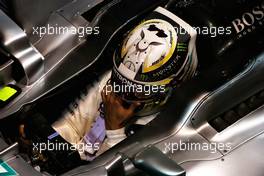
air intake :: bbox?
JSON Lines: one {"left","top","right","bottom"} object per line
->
{"left": 209, "top": 89, "right": 264, "bottom": 132}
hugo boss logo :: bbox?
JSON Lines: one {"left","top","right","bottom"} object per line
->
{"left": 232, "top": 1, "right": 264, "bottom": 37}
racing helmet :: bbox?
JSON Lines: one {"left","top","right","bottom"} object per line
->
{"left": 110, "top": 8, "right": 198, "bottom": 116}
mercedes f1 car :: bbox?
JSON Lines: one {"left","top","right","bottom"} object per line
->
{"left": 0, "top": 0, "right": 264, "bottom": 175}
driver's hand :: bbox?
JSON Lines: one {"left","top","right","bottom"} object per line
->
{"left": 101, "top": 86, "right": 140, "bottom": 130}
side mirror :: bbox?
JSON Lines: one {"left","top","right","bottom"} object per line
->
{"left": 104, "top": 145, "right": 186, "bottom": 176}
{"left": 132, "top": 146, "right": 185, "bottom": 176}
